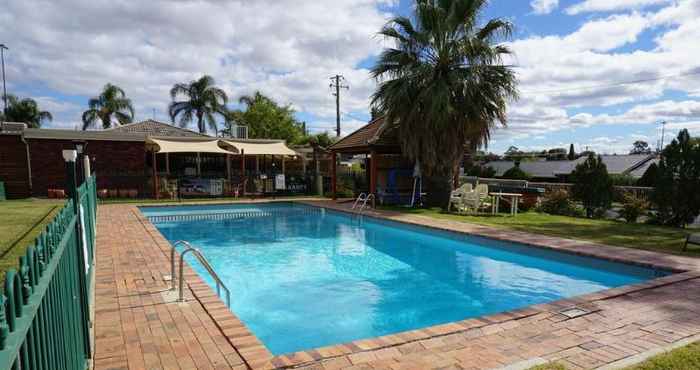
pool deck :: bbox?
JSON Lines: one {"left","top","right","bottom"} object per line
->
{"left": 94, "top": 201, "right": 700, "bottom": 370}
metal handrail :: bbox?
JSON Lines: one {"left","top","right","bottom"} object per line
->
{"left": 352, "top": 193, "right": 368, "bottom": 209}
{"left": 358, "top": 193, "right": 375, "bottom": 213}
{"left": 170, "top": 240, "right": 231, "bottom": 307}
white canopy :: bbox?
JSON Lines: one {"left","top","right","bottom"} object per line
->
{"left": 146, "top": 137, "right": 237, "bottom": 154}
{"left": 221, "top": 139, "right": 297, "bottom": 156}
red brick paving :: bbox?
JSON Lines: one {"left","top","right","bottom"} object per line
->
{"left": 93, "top": 202, "right": 700, "bottom": 370}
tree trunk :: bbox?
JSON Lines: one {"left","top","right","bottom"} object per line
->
{"left": 197, "top": 113, "right": 204, "bottom": 133}
{"left": 424, "top": 171, "right": 453, "bottom": 210}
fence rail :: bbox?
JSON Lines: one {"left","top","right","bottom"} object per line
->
{"left": 0, "top": 167, "right": 96, "bottom": 369}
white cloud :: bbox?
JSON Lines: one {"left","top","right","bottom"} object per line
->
{"left": 1, "top": 0, "right": 391, "bottom": 132}
{"left": 566, "top": 0, "right": 673, "bottom": 15}
{"left": 531, "top": 0, "right": 559, "bottom": 15}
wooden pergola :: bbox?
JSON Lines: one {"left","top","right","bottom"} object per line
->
{"left": 328, "top": 117, "right": 402, "bottom": 200}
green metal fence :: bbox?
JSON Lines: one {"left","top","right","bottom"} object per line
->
{"left": 0, "top": 171, "right": 96, "bottom": 370}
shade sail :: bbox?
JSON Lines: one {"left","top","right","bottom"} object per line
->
{"left": 146, "top": 137, "right": 237, "bottom": 154}
{"left": 221, "top": 139, "right": 297, "bottom": 156}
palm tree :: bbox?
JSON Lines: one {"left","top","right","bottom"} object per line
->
{"left": 81, "top": 84, "right": 134, "bottom": 130}
{"left": 370, "top": 0, "right": 518, "bottom": 208}
{"left": 168, "top": 75, "right": 228, "bottom": 134}
{"left": 1, "top": 95, "right": 53, "bottom": 128}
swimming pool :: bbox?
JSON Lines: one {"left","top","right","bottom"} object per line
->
{"left": 141, "top": 203, "right": 665, "bottom": 355}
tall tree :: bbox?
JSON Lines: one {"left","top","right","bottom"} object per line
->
{"left": 370, "top": 0, "right": 518, "bottom": 207}
{"left": 0, "top": 95, "right": 52, "bottom": 128}
{"left": 169, "top": 75, "right": 228, "bottom": 134}
{"left": 570, "top": 154, "right": 614, "bottom": 218}
{"left": 651, "top": 129, "right": 700, "bottom": 227}
{"left": 630, "top": 140, "right": 652, "bottom": 155}
{"left": 568, "top": 143, "right": 575, "bottom": 160}
{"left": 81, "top": 83, "right": 134, "bottom": 130}
{"left": 228, "top": 91, "right": 305, "bottom": 143}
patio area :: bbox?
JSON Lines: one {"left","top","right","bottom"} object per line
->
{"left": 93, "top": 201, "right": 700, "bottom": 370}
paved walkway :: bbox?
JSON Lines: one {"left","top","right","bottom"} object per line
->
{"left": 93, "top": 202, "right": 700, "bottom": 370}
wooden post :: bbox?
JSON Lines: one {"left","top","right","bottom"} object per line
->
{"left": 226, "top": 154, "right": 231, "bottom": 182}
{"left": 241, "top": 150, "right": 246, "bottom": 195}
{"left": 281, "top": 156, "right": 286, "bottom": 174}
{"left": 152, "top": 151, "right": 159, "bottom": 199}
{"left": 165, "top": 153, "right": 170, "bottom": 174}
{"left": 196, "top": 152, "right": 201, "bottom": 177}
{"left": 370, "top": 150, "right": 378, "bottom": 196}
{"left": 331, "top": 150, "right": 337, "bottom": 200}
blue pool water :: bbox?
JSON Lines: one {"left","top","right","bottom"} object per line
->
{"left": 141, "top": 203, "right": 664, "bottom": 355}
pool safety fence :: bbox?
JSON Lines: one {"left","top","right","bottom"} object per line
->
{"left": 0, "top": 171, "right": 97, "bottom": 370}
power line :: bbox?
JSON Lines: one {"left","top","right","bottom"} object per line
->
{"left": 521, "top": 70, "right": 700, "bottom": 94}
{"left": 329, "top": 74, "right": 349, "bottom": 137}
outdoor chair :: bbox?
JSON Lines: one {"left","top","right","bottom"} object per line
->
{"left": 449, "top": 184, "right": 473, "bottom": 212}
{"left": 684, "top": 233, "right": 700, "bottom": 251}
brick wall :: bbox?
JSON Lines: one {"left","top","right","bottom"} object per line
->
{"left": 0, "top": 135, "right": 31, "bottom": 198}
{"left": 26, "top": 139, "right": 149, "bottom": 197}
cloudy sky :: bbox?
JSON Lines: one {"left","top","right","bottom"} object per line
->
{"left": 2, "top": 0, "right": 700, "bottom": 154}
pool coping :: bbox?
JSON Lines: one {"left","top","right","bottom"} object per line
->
{"left": 134, "top": 200, "right": 700, "bottom": 370}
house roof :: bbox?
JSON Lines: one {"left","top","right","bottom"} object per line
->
{"left": 483, "top": 154, "right": 658, "bottom": 179}
{"left": 105, "top": 120, "right": 209, "bottom": 137}
{"left": 329, "top": 117, "right": 399, "bottom": 153}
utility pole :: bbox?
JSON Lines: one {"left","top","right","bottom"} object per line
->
{"left": 329, "top": 74, "right": 348, "bottom": 137}
{"left": 659, "top": 120, "right": 667, "bottom": 151}
{"left": 0, "top": 44, "right": 8, "bottom": 116}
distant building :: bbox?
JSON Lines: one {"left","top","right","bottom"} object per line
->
{"left": 483, "top": 154, "right": 658, "bottom": 182}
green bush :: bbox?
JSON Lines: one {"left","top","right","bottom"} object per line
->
{"left": 570, "top": 154, "right": 614, "bottom": 218}
{"left": 619, "top": 192, "right": 649, "bottom": 223}
{"left": 502, "top": 166, "right": 531, "bottom": 180}
{"left": 465, "top": 165, "right": 496, "bottom": 178}
{"left": 651, "top": 129, "right": 700, "bottom": 227}
{"left": 536, "top": 189, "right": 582, "bottom": 217}
{"left": 610, "top": 174, "right": 637, "bottom": 186}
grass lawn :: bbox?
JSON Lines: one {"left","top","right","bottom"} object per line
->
{"left": 380, "top": 207, "right": 698, "bottom": 256}
{"left": 0, "top": 199, "right": 63, "bottom": 279}
{"left": 530, "top": 341, "right": 700, "bottom": 369}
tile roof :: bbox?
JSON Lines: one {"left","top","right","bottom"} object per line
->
{"left": 329, "top": 116, "right": 399, "bottom": 152}
{"left": 106, "top": 119, "right": 210, "bottom": 137}
{"left": 484, "top": 154, "right": 658, "bottom": 178}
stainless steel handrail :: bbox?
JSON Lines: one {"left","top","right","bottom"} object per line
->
{"left": 352, "top": 193, "right": 367, "bottom": 210}
{"left": 170, "top": 240, "right": 231, "bottom": 307}
{"left": 358, "top": 193, "right": 375, "bottom": 213}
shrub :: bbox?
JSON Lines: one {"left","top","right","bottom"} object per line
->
{"left": 502, "top": 166, "right": 531, "bottom": 180}
{"left": 636, "top": 162, "right": 658, "bottom": 187}
{"left": 651, "top": 129, "right": 700, "bottom": 227}
{"left": 465, "top": 165, "right": 496, "bottom": 178}
{"left": 570, "top": 154, "right": 614, "bottom": 218}
{"left": 619, "top": 192, "right": 649, "bottom": 223}
{"left": 536, "top": 189, "right": 582, "bottom": 216}
{"left": 610, "top": 174, "right": 637, "bottom": 186}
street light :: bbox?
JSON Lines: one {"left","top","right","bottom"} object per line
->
{"left": 0, "top": 44, "right": 7, "bottom": 116}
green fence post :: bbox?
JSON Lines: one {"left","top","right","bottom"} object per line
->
{"left": 63, "top": 149, "right": 92, "bottom": 359}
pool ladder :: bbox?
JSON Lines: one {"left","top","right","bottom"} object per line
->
{"left": 352, "top": 193, "right": 375, "bottom": 213}
{"left": 169, "top": 240, "right": 231, "bottom": 307}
